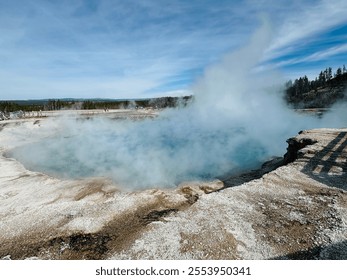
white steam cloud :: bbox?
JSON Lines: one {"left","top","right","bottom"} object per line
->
{"left": 10, "top": 22, "right": 347, "bottom": 189}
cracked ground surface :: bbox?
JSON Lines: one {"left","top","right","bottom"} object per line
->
{"left": 0, "top": 114, "right": 346, "bottom": 259}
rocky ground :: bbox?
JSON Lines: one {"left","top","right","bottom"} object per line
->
{"left": 0, "top": 112, "right": 346, "bottom": 260}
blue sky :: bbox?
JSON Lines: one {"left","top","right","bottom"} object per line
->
{"left": 1, "top": 0, "right": 347, "bottom": 100}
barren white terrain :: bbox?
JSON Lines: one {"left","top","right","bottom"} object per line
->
{"left": 0, "top": 111, "right": 346, "bottom": 259}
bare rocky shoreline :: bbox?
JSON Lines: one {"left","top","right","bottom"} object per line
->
{"left": 0, "top": 113, "right": 346, "bottom": 260}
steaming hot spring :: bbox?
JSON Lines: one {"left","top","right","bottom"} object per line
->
{"left": 3, "top": 89, "right": 341, "bottom": 190}
{"left": 4, "top": 107, "right": 276, "bottom": 190}
{"left": 3, "top": 86, "right": 338, "bottom": 190}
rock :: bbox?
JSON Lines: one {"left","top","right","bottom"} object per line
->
{"left": 283, "top": 136, "right": 317, "bottom": 164}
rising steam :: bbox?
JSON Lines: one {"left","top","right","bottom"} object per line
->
{"left": 9, "top": 22, "right": 347, "bottom": 189}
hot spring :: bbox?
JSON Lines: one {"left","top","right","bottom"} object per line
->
{"left": 7, "top": 96, "right": 344, "bottom": 190}
{"left": 8, "top": 110, "right": 273, "bottom": 189}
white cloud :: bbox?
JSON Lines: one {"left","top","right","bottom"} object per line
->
{"left": 1, "top": 0, "right": 251, "bottom": 99}
{"left": 267, "top": 0, "right": 347, "bottom": 58}
{"left": 304, "top": 43, "right": 347, "bottom": 61}
{"left": 264, "top": 43, "right": 347, "bottom": 71}
{"left": 1, "top": 0, "right": 347, "bottom": 99}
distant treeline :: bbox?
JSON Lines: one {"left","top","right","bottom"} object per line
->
{"left": 285, "top": 65, "right": 347, "bottom": 107}
{"left": 0, "top": 101, "right": 44, "bottom": 112}
{"left": 0, "top": 96, "right": 193, "bottom": 113}
{"left": 81, "top": 96, "right": 192, "bottom": 110}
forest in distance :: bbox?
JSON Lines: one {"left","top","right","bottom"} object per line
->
{"left": 0, "top": 96, "right": 193, "bottom": 115}
{"left": 1, "top": 64, "right": 347, "bottom": 115}
{"left": 285, "top": 64, "right": 347, "bottom": 108}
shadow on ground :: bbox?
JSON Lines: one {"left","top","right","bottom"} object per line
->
{"left": 222, "top": 131, "right": 347, "bottom": 190}
{"left": 301, "top": 132, "right": 347, "bottom": 191}
{"left": 272, "top": 240, "right": 347, "bottom": 260}
{"left": 220, "top": 157, "right": 283, "bottom": 189}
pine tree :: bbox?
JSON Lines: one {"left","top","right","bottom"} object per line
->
{"left": 318, "top": 71, "right": 326, "bottom": 87}
{"left": 327, "top": 67, "right": 332, "bottom": 80}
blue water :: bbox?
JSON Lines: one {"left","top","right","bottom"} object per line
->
{"left": 8, "top": 118, "right": 269, "bottom": 188}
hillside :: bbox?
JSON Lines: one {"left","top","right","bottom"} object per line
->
{"left": 285, "top": 70, "right": 347, "bottom": 109}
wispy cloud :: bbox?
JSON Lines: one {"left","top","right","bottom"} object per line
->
{"left": 270, "top": 43, "right": 347, "bottom": 68}
{"left": 1, "top": 0, "right": 253, "bottom": 99}
{"left": 1, "top": 0, "right": 347, "bottom": 99}
{"left": 268, "top": 0, "right": 347, "bottom": 53}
